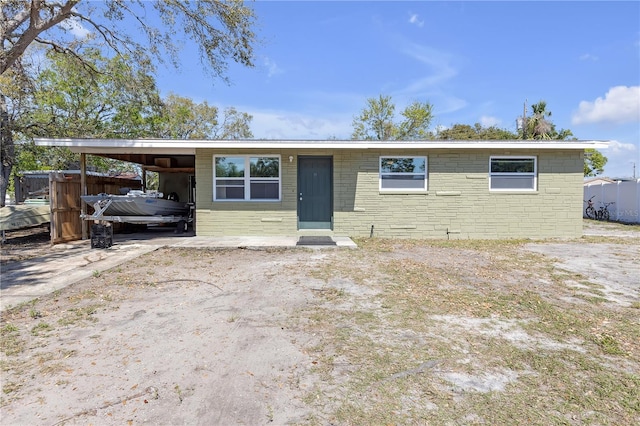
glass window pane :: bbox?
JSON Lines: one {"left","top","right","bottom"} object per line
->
{"left": 216, "top": 179, "right": 244, "bottom": 186}
{"left": 490, "top": 176, "right": 535, "bottom": 190}
{"left": 214, "top": 155, "right": 281, "bottom": 202}
{"left": 381, "top": 175, "right": 425, "bottom": 189}
{"left": 250, "top": 157, "right": 279, "bottom": 178}
{"left": 380, "top": 157, "right": 426, "bottom": 174}
{"left": 216, "top": 185, "right": 245, "bottom": 199}
{"left": 250, "top": 181, "right": 279, "bottom": 199}
{"left": 491, "top": 159, "right": 534, "bottom": 173}
{"left": 215, "top": 157, "right": 245, "bottom": 177}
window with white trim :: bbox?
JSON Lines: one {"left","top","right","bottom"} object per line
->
{"left": 489, "top": 156, "right": 537, "bottom": 191}
{"left": 214, "top": 155, "right": 280, "bottom": 201}
{"left": 379, "top": 156, "right": 427, "bottom": 191}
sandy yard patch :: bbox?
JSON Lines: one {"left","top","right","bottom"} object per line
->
{"left": 1, "top": 221, "right": 639, "bottom": 425}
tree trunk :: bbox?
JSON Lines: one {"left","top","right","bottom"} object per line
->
{"left": 1, "top": 93, "right": 14, "bottom": 207}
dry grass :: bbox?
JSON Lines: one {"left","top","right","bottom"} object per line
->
{"left": 299, "top": 238, "right": 640, "bottom": 425}
{"left": 1, "top": 239, "right": 638, "bottom": 424}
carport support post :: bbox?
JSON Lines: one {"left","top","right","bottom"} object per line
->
{"left": 80, "top": 153, "right": 88, "bottom": 240}
{"left": 142, "top": 167, "right": 147, "bottom": 191}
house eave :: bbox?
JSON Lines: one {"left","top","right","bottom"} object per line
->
{"left": 33, "top": 138, "right": 609, "bottom": 152}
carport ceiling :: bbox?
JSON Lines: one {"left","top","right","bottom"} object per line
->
{"left": 90, "top": 153, "right": 195, "bottom": 169}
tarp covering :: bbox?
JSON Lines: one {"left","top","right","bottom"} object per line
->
{"left": 0, "top": 204, "right": 51, "bottom": 231}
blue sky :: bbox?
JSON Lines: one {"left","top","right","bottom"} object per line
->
{"left": 117, "top": 2, "right": 640, "bottom": 178}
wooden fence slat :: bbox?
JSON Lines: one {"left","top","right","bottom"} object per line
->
{"left": 49, "top": 173, "right": 142, "bottom": 244}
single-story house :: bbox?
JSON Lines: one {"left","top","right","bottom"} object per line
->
{"left": 583, "top": 177, "right": 616, "bottom": 186}
{"left": 34, "top": 138, "right": 608, "bottom": 240}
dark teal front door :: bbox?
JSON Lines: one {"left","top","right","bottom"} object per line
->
{"left": 298, "top": 156, "right": 333, "bottom": 229}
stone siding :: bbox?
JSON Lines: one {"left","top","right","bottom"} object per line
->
{"left": 195, "top": 148, "right": 584, "bottom": 239}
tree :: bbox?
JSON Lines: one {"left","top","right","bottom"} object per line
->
{"left": 13, "top": 52, "right": 253, "bottom": 174}
{"left": 156, "top": 94, "right": 252, "bottom": 139}
{"left": 351, "top": 95, "right": 433, "bottom": 140}
{"left": 1, "top": 56, "right": 32, "bottom": 202}
{"left": 520, "top": 101, "right": 573, "bottom": 141}
{"left": 27, "top": 49, "right": 163, "bottom": 139}
{"left": 584, "top": 149, "right": 608, "bottom": 177}
{"left": 215, "top": 107, "right": 253, "bottom": 139}
{"left": 436, "top": 123, "right": 517, "bottom": 140}
{"left": 519, "top": 100, "right": 606, "bottom": 176}
{"left": 13, "top": 49, "right": 164, "bottom": 172}
{"left": 1, "top": 0, "right": 257, "bottom": 206}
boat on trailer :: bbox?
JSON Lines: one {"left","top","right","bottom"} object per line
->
{"left": 81, "top": 191, "right": 189, "bottom": 217}
{"left": 81, "top": 190, "right": 192, "bottom": 230}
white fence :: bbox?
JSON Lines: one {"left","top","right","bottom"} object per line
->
{"left": 584, "top": 179, "right": 640, "bottom": 223}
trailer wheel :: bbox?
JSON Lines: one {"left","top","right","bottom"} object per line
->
{"left": 176, "top": 220, "right": 187, "bottom": 234}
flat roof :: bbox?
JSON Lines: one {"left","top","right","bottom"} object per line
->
{"left": 33, "top": 138, "right": 609, "bottom": 154}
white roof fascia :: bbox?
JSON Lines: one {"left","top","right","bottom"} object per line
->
{"left": 33, "top": 138, "right": 195, "bottom": 155}
{"left": 33, "top": 138, "right": 609, "bottom": 151}
{"left": 69, "top": 146, "right": 196, "bottom": 155}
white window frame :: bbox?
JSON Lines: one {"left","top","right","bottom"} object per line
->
{"left": 213, "top": 155, "right": 281, "bottom": 201}
{"left": 489, "top": 156, "right": 537, "bottom": 191}
{"left": 379, "top": 156, "right": 428, "bottom": 192}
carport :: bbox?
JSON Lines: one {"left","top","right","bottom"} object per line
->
{"left": 34, "top": 138, "right": 196, "bottom": 242}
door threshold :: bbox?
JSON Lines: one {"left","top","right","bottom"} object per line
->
{"left": 297, "top": 221, "right": 332, "bottom": 230}
{"left": 297, "top": 229, "right": 334, "bottom": 236}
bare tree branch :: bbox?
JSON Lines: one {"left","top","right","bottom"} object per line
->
{"left": 1, "top": 0, "right": 257, "bottom": 204}
{"left": 1, "top": 0, "right": 78, "bottom": 74}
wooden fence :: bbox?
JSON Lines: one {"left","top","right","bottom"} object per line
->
{"left": 49, "top": 172, "right": 141, "bottom": 244}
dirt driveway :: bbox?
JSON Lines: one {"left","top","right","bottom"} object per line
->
{"left": 1, "top": 221, "right": 639, "bottom": 425}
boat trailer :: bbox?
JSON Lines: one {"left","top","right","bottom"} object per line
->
{"left": 81, "top": 197, "right": 194, "bottom": 233}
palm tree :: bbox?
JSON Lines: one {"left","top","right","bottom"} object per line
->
{"left": 527, "top": 101, "right": 553, "bottom": 140}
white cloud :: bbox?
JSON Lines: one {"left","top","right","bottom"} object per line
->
{"left": 383, "top": 37, "right": 466, "bottom": 116}
{"left": 433, "top": 95, "right": 467, "bottom": 115}
{"left": 59, "top": 16, "right": 91, "bottom": 39}
{"left": 579, "top": 53, "right": 598, "bottom": 61}
{"left": 400, "top": 43, "right": 457, "bottom": 90}
{"left": 572, "top": 86, "right": 640, "bottom": 125}
{"left": 248, "top": 109, "right": 352, "bottom": 139}
{"left": 263, "top": 57, "right": 283, "bottom": 78}
{"left": 479, "top": 115, "right": 501, "bottom": 127}
{"left": 604, "top": 139, "right": 637, "bottom": 154}
{"left": 598, "top": 139, "right": 639, "bottom": 178}
{"left": 408, "top": 14, "right": 424, "bottom": 28}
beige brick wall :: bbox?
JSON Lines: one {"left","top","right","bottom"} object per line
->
{"left": 195, "top": 148, "right": 584, "bottom": 239}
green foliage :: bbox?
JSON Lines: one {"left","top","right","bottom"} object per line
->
{"left": 156, "top": 95, "right": 253, "bottom": 139}
{"left": 584, "top": 148, "right": 608, "bottom": 177}
{"left": 436, "top": 123, "right": 517, "bottom": 140}
{"left": 30, "top": 322, "right": 53, "bottom": 336}
{"left": 156, "top": 94, "right": 219, "bottom": 139}
{"left": 397, "top": 100, "right": 435, "bottom": 140}
{"left": 593, "top": 333, "right": 626, "bottom": 355}
{"left": 11, "top": 53, "right": 253, "bottom": 176}
{"left": 351, "top": 95, "right": 433, "bottom": 140}
{"left": 25, "top": 49, "right": 163, "bottom": 140}
{"left": 518, "top": 100, "right": 607, "bottom": 176}
{"left": 520, "top": 100, "right": 573, "bottom": 141}
{"left": 1, "top": 0, "right": 258, "bottom": 205}
{"left": 217, "top": 107, "right": 254, "bottom": 139}
{"left": 1, "top": 1, "right": 257, "bottom": 77}
{"left": 11, "top": 50, "right": 163, "bottom": 174}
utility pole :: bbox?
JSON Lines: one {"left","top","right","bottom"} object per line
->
{"left": 522, "top": 100, "right": 527, "bottom": 140}
{"left": 516, "top": 100, "right": 528, "bottom": 140}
